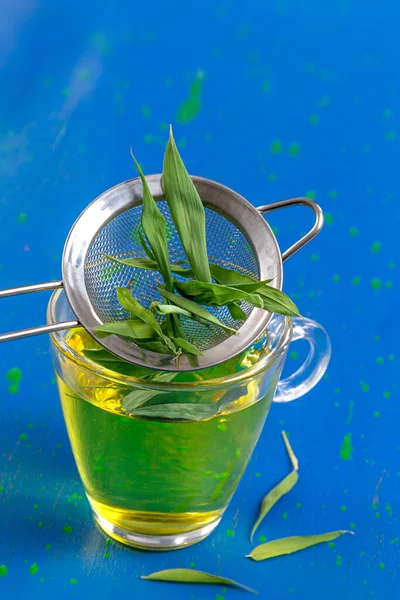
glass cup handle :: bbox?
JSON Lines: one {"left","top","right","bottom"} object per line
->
{"left": 274, "top": 317, "right": 331, "bottom": 403}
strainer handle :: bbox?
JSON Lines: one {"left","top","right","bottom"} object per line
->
{"left": 0, "top": 280, "right": 78, "bottom": 342}
{"left": 257, "top": 197, "right": 324, "bottom": 262}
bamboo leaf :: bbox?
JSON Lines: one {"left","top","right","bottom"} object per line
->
{"left": 141, "top": 341, "right": 176, "bottom": 355}
{"left": 122, "top": 389, "right": 165, "bottom": 411}
{"left": 141, "top": 568, "right": 257, "bottom": 594}
{"left": 94, "top": 321, "right": 155, "bottom": 339}
{"left": 138, "top": 228, "right": 156, "bottom": 261}
{"left": 209, "top": 264, "right": 259, "bottom": 286}
{"left": 116, "top": 287, "right": 177, "bottom": 353}
{"left": 257, "top": 286, "right": 301, "bottom": 317}
{"left": 116, "top": 288, "right": 162, "bottom": 334}
{"left": 159, "top": 288, "right": 236, "bottom": 333}
{"left": 132, "top": 403, "right": 219, "bottom": 421}
{"left": 163, "top": 126, "right": 212, "bottom": 283}
{"left": 282, "top": 431, "right": 299, "bottom": 471}
{"left": 103, "top": 254, "right": 191, "bottom": 277}
{"left": 175, "top": 280, "right": 264, "bottom": 308}
{"left": 82, "top": 348, "right": 152, "bottom": 377}
{"left": 251, "top": 470, "right": 299, "bottom": 542}
{"left": 247, "top": 531, "right": 353, "bottom": 561}
{"left": 172, "top": 337, "right": 202, "bottom": 356}
{"left": 153, "top": 303, "right": 193, "bottom": 318}
{"left": 227, "top": 302, "right": 247, "bottom": 321}
{"left": 131, "top": 151, "right": 173, "bottom": 290}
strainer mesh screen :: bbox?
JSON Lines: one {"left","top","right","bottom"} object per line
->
{"left": 84, "top": 200, "right": 259, "bottom": 351}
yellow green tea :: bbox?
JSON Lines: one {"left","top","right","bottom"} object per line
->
{"left": 57, "top": 329, "right": 273, "bottom": 546}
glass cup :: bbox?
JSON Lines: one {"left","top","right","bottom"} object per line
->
{"left": 47, "top": 290, "right": 331, "bottom": 551}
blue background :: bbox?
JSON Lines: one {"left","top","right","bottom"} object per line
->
{"left": 0, "top": 1, "right": 398, "bottom": 598}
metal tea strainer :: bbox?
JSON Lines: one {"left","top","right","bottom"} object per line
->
{"left": 0, "top": 175, "right": 323, "bottom": 371}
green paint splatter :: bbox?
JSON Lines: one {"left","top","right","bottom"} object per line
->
{"left": 0, "top": 486, "right": 3, "bottom": 492}
{"left": 370, "top": 278, "right": 382, "bottom": 290}
{"left": 340, "top": 433, "right": 353, "bottom": 460}
{"left": 18, "top": 212, "right": 27, "bottom": 224}
{"left": 334, "top": 387, "right": 340, "bottom": 394}
{"left": 350, "top": 523, "right": 356, "bottom": 529}
{"left": 373, "top": 411, "right": 380, "bottom": 419}
{"left": 226, "top": 529, "right": 234, "bottom": 537}
{"left": 340, "top": 505, "right": 347, "bottom": 512}
{"left": 388, "top": 354, "right": 395, "bottom": 361}
{"left": 296, "top": 502, "right": 302, "bottom": 508}
{"left": 383, "top": 391, "right": 391, "bottom": 398}
{"left": 376, "top": 356, "right": 384, "bottom": 365}
{"left": 317, "top": 95, "right": 331, "bottom": 107}
{"left": 336, "top": 555, "right": 342, "bottom": 566}
{"left": 329, "top": 542, "right": 335, "bottom": 548}
{"left": 362, "top": 144, "right": 372, "bottom": 153}
{"left": 349, "top": 226, "right": 359, "bottom": 237}
{"left": 19, "top": 433, "right": 28, "bottom": 440}
{"left": 190, "top": 562, "right": 195, "bottom": 567}
{"left": 7, "top": 367, "right": 22, "bottom": 394}
{"left": 306, "top": 189, "right": 316, "bottom": 200}
{"left": 289, "top": 351, "right": 298, "bottom": 359}
{"left": 63, "top": 525, "right": 73, "bottom": 534}
{"left": 177, "top": 72, "right": 204, "bottom": 124}
{"left": 352, "top": 276, "right": 361, "bottom": 286}
{"left": 45, "top": 545, "right": 52, "bottom": 549}
{"left": 346, "top": 401, "right": 355, "bottom": 425}
{"left": 385, "top": 280, "right": 393, "bottom": 289}
{"left": 0, "top": 565, "right": 8, "bottom": 577}
{"left": 70, "top": 578, "right": 77, "bottom": 585}
{"left": 385, "top": 502, "right": 392, "bottom": 516}
{"left": 383, "top": 108, "right": 392, "bottom": 118}
{"left": 371, "top": 241, "right": 381, "bottom": 253}
{"left": 141, "top": 105, "right": 151, "bottom": 119}
{"left": 259, "top": 535, "right": 267, "bottom": 542}
{"left": 379, "top": 562, "right": 385, "bottom": 570}
{"left": 270, "top": 139, "right": 282, "bottom": 154}
{"left": 29, "top": 563, "right": 38, "bottom": 575}
{"left": 104, "top": 553, "right": 110, "bottom": 559}
{"left": 78, "top": 68, "right": 90, "bottom": 81}
{"left": 309, "top": 114, "right": 320, "bottom": 125}
{"left": 388, "top": 261, "right": 395, "bottom": 270}
{"left": 385, "top": 131, "right": 396, "bottom": 141}
{"left": 328, "top": 190, "right": 338, "bottom": 198}
{"left": 311, "top": 253, "right": 319, "bottom": 261}
{"left": 261, "top": 80, "right": 271, "bottom": 92}
{"left": 360, "top": 381, "right": 369, "bottom": 392}
{"left": 325, "top": 212, "right": 333, "bottom": 225}
{"left": 282, "top": 512, "right": 288, "bottom": 519}
{"left": 255, "top": 472, "right": 261, "bottom": 477}
{"left": 288, "top": 143, "right": 300, "bottom": 156}
{"left": 267, "top": 172, "right": 277, "bottom": 181}
{"left": 333, "top": 274, "right": 340, "bottom": 283}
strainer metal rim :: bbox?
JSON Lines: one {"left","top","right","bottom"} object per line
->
{"left": 62, "top": 174, "right": 282, "bottom": 371}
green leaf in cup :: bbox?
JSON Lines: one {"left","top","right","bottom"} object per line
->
{"left": 250, "top": 470, "right": 299, "bottom": 542}
{"left": 141, "top": 568, "right": 258, "bottom": 594}
{"left": 163, "top": 126, "right": 212, "bottom": 283}
{"left": 247, "top": 530, "right": 353, "bottom": 561}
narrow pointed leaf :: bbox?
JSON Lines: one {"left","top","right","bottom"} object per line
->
{"left": 116, "top": 288, "right": 162, "bottom": 334}
{"left": 133, "top": 404, "right": 219, "bottom": 421}
{"left": 82, "top": 348, "right": 153, "bottom": 377}
{"left": 172, "top": 337, "right": 202, "bottom": 356}
{"left": 103, "top": 254, "right": 191, "bottom": 277}
{"left": 116, "top": 287, "right": 176, "bottom": 353}
{"left": 175, "top": 280, "right": 264, "bottom": 308}
{"left": 227, "top": 302, "right": 247, "bottom": 321}
{"left": 209, "top": 264, "right": 260, "bottom": 286}
{"left": 247, "top": 531, "right": 353, "bottom": 561}
{"left": 282, "top": 431, "right": 299, "bottom": 471}
{"left": 141, "top": 341, "right": 176, "bottom": 355}
{"left": 141, "top": 568, "right": 257, "bottom": 594}
{"left": 131, "top": 151, "right": 173, "bottom": 290}
{"left": 257, "top": 286, "right": 301, "bottom": 317}
{"left": 159, "top": 288, "right": 236, "bottom": 333}
{"left": 122, "top": 389, "right": 165, "bottom": 412}
{"left": 138, "top": 228, "right": 156, "bottom": 261}
{"left": 154, "top": 303, "right": 193, "bottom": 318}
{"left": 94, "top": 321, "right": 155, "bottom": 339}
{"left": 251, "top": 470, "right": 299, "bottom": 542}
{"left": 163, "top": 126, "right": 212, "bottom": 283}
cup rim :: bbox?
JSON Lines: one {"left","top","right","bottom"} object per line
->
{"left": 47, "top": 289, "right": 292, "bottom": 390}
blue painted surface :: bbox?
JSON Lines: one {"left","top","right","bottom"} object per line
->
{"left": 0, "top": 1, "right": 398, "bottom": 598}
